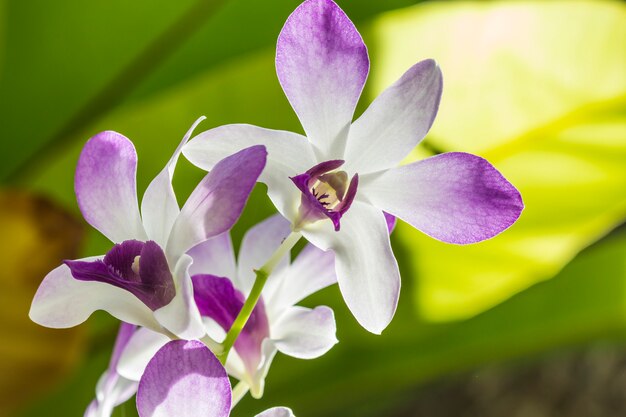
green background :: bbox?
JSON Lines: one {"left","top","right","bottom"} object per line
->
{"left": 0, "top": 1, "right": 625, "bottom": 416}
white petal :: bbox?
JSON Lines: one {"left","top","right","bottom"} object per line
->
{"left": 276, "top": 0, "right": 369, "bottom": 159}
{"left": 75, "top": 131, "right": 146, "bottom": 243}
{"left": 271, "top": 306, "right": 337, "bottom": 359}
{"left": 136, "top": 340, "right": 231, "bottom": 417}
{"left": 116, "top": 327, "right": 170, "bottom": 382}
{"left": 224, "top": 347, "right": 247, "bottom": 384}
{"left": 248, "top": 339, "right": 278, "bottom": 399}
{"left": 301, "top": 201, "right": 400, "bottom": 334}
{"left": 344, "top": 59, "right": 443, "bottom": 174}
{"left": 223, "top": 340, "right": 275, "bottom": 400}
{"left": 183, "top": 124, "right": 316, "bottom": 221}
{"left": 87, "top": 370, "right": 138, "bottom": 417}
{"left": 188, "top": 232, "right": 237, "bottom": 279}
{"left": 29, "top": 260, "right": 160, "bottom": 332}
{"left": 203, "top": 316, "right": 226, "bottom": 343}
{"left": 256, "top": 407, "right": 295, "bottom": 417}
{"left": 141, "top": 117, "right": 205, "bottom": 247}
{"left": 360, "top": 152, "right": 524, "bottom": 244}
{"left": 166, "top": 145, "right": 267, "bottom": 261}
{"left": 153, "top": 255, "right": 205, "bottom": 339}
{"left": 237, "top": 215, "right": 292, "bottom": 296}
{"left": 265, "top": 244, "right": 336, "bottom": 317}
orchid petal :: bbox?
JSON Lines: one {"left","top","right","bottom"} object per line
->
{"left": 66, "top": 240, "right": 175, "bottom": 311}
{"left": 237, "top": 215, "right": 292, "bottom": 296}
{"left": 271, "top": 306, "right": 337, "bottom": 359}
{"left": 86, "top": 372, "right": 137, "bottom": 417}
{"left": 384, "top": 212, "right": 397, "bottom": 233}
{"left": 167, "top": 145, "right": 267, "bottom": 261}
{"left": 362, "top": 152, "right": 524, "bottom": 244}
{"left": 256, "top": 408, "right": 295, "bottom": 417}
{"left": 301, "top": 201, "right": 400, "bottom": 334}
{"left": 117, "top": 327, "right": 170, "bottom": 382}
{"left": 192, "top": 275, "right": 270, "bottom": 376}
{"left": 141, "top": 117, "right": 206, "bottom": 247}
{"left": 199, "top": 315, "right": 253, "bottom": 386}
{"left": 75, "top": 131, "right": 146, "bottom": 243}
{"left": 248, "top": 339, "right": 278, "bottom": 399}
{"left": 276, "top": 0, "right": 369, "bottom": 158}
{"left": 109, "top": 322, "right": 137, "bottom": 370}
{"left": 85, "top": 323, "right": 138, "bottom": 417}
{"left": 29, "top": 260, "right": 160, "bottom": 332}
{"left": 188, "top": 232, "right": 237, "bottom": 279}
{"left": 220, "top": 342, "right": 277, "bottom": 400}
{"left": 136, "top": 340, "right": 231, "bottom": 417}
{"left": 223, "top": 346, "right": 247, "bottom": 383}
{"left": 183, "top": 124, "right": 315, "bottom": 220}
{"left": 84, "top": 401, "right": 97, "bottom": 417}
{"left": 192, "top": 275, "right": 244, "bottom": 331}
{"left": 265, "top": 244, "right": 336, "bottom": 316}
{"left": 344, "top": 59, "right": 443, "bottom": 174}
{"left": 153, "top": 254, "right": 205, "bottom": 339}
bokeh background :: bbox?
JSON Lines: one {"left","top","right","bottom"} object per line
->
{"left": 1, "top": 0, "right": 625, "bottom": 416}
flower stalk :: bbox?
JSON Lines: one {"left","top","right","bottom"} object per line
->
{"left": 217, "top": 231, "right": 302, "bottom": 364}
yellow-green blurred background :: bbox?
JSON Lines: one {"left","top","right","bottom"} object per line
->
{"left": 1, "top": 0, "right": 625, "bottom": 416}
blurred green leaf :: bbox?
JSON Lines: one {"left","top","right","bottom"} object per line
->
{"left": 0, "top": 0, "right": 5, "bottom": 77}
{"left": 0, "top": 0, "right": 201, "bottom": 180}
{"left": 369, "top": 0, "right": 626, "bottom": 321}
{"left": 0, "top": 0, "right": 423, "bottom": 183}
{"left": 231, "top": 230, "right": 626, "bottom": 417}
{"left": 10, "top": 2, "right": 626, "bottom": 416}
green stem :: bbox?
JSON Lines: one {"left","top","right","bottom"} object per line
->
{"left": 217, "top": 231, "right": 301, "bottom": 364}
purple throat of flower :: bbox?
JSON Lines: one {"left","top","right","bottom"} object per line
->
{"left": 290, "top": 160, "right": 358, "bottom": 231}
{"left": 65, "top": 240, "right": 176, "bottom": 311}
{"left": 192, "top": 274, "right": 270, "bottom": 374}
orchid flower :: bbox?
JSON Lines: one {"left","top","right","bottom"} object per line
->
{"left": 182, "top": 0, "right": 523, "bottom": 334}
{"left": 85, "top": 323, "right": 137, "bottom": 417}
{"left": 116, "top": 214, "right": 338, "bottom": 401}
{"left": 136, "top": 339, "right": 296, "bottom": 417}
{"left": 29, "top": 118, "right": 267, "bottom": 339}
{"left": 136, "top": 339, "right": 231, "bottom": 417}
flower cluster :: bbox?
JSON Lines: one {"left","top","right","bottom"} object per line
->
{"left": 29, "top": 1, "right": 523, "bottom": 416}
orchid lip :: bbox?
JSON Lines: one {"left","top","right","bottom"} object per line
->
{"left": 192, "top": 274, "right": 270, "bottom": 376}
{"left": 290, "top": 160, "right": 358, "bottom": 231}
{"left": 65, "top": 240, "right": 176, "bottom": 311}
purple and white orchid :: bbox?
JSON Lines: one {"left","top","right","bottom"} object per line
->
{"left": 182, "top": 0, "right": 524, "bottom": 334}
{"left": 136, "top": 339, "right": 296, "bottom": 417}
{"left": 115, "top": 215, "right": 337, "bottom": 401}
{"left": 29, "top": 118, "right": 267, "bottom": 340}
